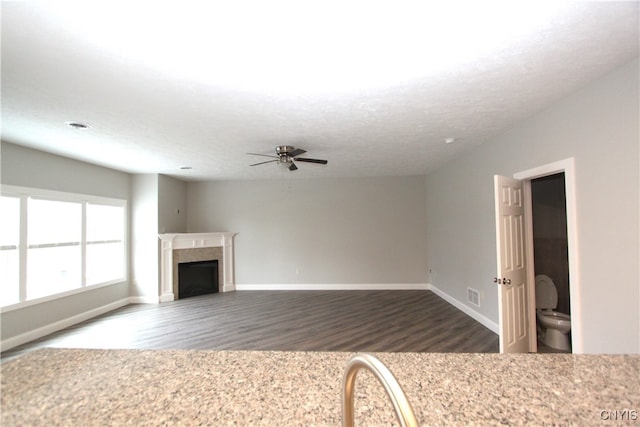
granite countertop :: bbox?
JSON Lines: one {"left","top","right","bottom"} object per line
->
{"left": 1, "top": 349, "right": 638, "bottom": 426}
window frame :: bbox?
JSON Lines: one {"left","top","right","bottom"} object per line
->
{"left": 0, "top": 185, "right": 128, "bottom": 312}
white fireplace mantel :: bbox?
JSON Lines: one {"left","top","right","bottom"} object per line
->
{"left": 158, "top": 232, "right": 237, "bottom": 302}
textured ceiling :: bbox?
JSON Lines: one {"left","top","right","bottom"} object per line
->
{"left": 1, "top": 1, "right": 638, "bottom": 181}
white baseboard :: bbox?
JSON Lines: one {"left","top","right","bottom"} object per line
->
{"left": 1, "top": 297, "right": 132, "bottom": 352}
{"left": 235, "top": 283, "right": 430, "bottom": 291}
{"left": 131, "top": 295, "right": 162, "bottom": 304}
{"left": 428, "top": 283, "right": 499, "bottom": 334}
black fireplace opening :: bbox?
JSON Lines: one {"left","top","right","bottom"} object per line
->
{"left": 178, "top": 260, "right": 219, "bottom": 299}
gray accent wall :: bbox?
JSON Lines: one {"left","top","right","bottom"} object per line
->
{"left": 158, "top": 174, "right": 187, "bottom": 234}
{"left": 1, "top": 142, "right": 130, "bottom": 199}
{"left": 425, "top": 58, "right": 639, "bottom": 353}
{"left": 0, "top": 142, "right": 131, "bottom": 343}
{"left": 187, "top": 176, "right": 428, "bottom": 286}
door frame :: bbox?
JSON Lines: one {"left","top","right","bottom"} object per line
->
{"left": 514, "top": 157, "right": 582, "bottom": 353}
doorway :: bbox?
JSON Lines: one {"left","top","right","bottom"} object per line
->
{"left": 514, "top": 157, "right": 581, "bottom": 353}
{"left": 530, "top": 173, "right": 571, "bottom": 353}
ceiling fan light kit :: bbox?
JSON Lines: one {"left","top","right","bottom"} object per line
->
{"left": 248, "top": 145, "right": 328, "bottom": 172}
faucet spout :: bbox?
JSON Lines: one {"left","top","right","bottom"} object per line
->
{"left": 342, "top": 353, "right": 418, "bottom": 427}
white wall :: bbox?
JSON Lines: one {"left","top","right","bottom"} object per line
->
{"left": 187, "top": 176, "right": 428, "bottom": 287}
{"left": 131, "top": 173, "right": 187, "bottom": 300}
{"left": 130, "top": 174, "right": 159, "bottom": 300}
{"left": 425, "top": 58, "right": 639, "bottom": 353}
{"left": 0, "top": 142, "right": 131, "bottom": 344}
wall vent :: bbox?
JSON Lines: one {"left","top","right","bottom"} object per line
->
{"left": 467, "top": 287, "right": 480, "bottom": 307}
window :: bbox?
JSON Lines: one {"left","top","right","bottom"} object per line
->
{"left": 86, "top": 203, "right": 125, "bottom": 286}
{"left": 27, "top": 198, "right": 82, "bottom": 299}
{"left": 0, "top": 186, "right": 127, "bottom": 309}
{"left": 0, "top": 196, "right": 20, "bottom": 305}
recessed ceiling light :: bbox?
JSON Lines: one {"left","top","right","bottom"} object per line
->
{"left": 444, "top": 137, "right": 457, "bottom": 144}
{"left": 179, "top": 166, "right": 193, "bottom": 170}
{"left": 65, "top": 121, "right": 91, "bottom": 129}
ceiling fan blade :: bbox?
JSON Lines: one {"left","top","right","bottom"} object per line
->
{"left": 250, "top": 160, "right": 279, "bottom": 166}
{"left": 294, "top": 157, "right": 328, "bottom": 165}
{"left": 247, "top": 153, "right": 279, "bottom": 159}
{"left": 289, "top": 162, "right": 298, "bottom": 171}
{"left": 288, "top": 148, "right": 307, "bottom": 157}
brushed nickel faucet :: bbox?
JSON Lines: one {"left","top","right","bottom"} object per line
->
{"left": 342, "top": 353, "right": 418, "bottom": 427}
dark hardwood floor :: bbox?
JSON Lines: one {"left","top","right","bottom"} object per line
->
{"left": 1, "top": 290, "right": 498, "bottom": 361}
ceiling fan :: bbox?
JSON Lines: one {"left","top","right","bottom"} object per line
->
{"left": 248, "top": 145, "right": 328, "bottom": 171}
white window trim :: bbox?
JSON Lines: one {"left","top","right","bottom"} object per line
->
{"left": 0, "top": 185, "right": 128, "bottom": 312}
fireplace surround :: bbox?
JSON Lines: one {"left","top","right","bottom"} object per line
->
{"left": 158, "top": 232, "right": 236, "bottom": 302}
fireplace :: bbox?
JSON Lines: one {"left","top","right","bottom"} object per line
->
{"left": 159, "top": 232, "right": 236, "bottom": 302}
{"left": 178, "top": 260, "right": 219, "bottom": 298}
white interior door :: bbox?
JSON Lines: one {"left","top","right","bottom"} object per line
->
{"left": 494, "top": 175, "right": 530, "bottom": 353}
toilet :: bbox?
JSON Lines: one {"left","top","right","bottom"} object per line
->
{"left": 535, "top": 274, "right": 571, "bottom": 351}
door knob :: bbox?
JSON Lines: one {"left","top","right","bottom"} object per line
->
{"left": 503, "top": 278, "right": 512, "bottom": 285}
